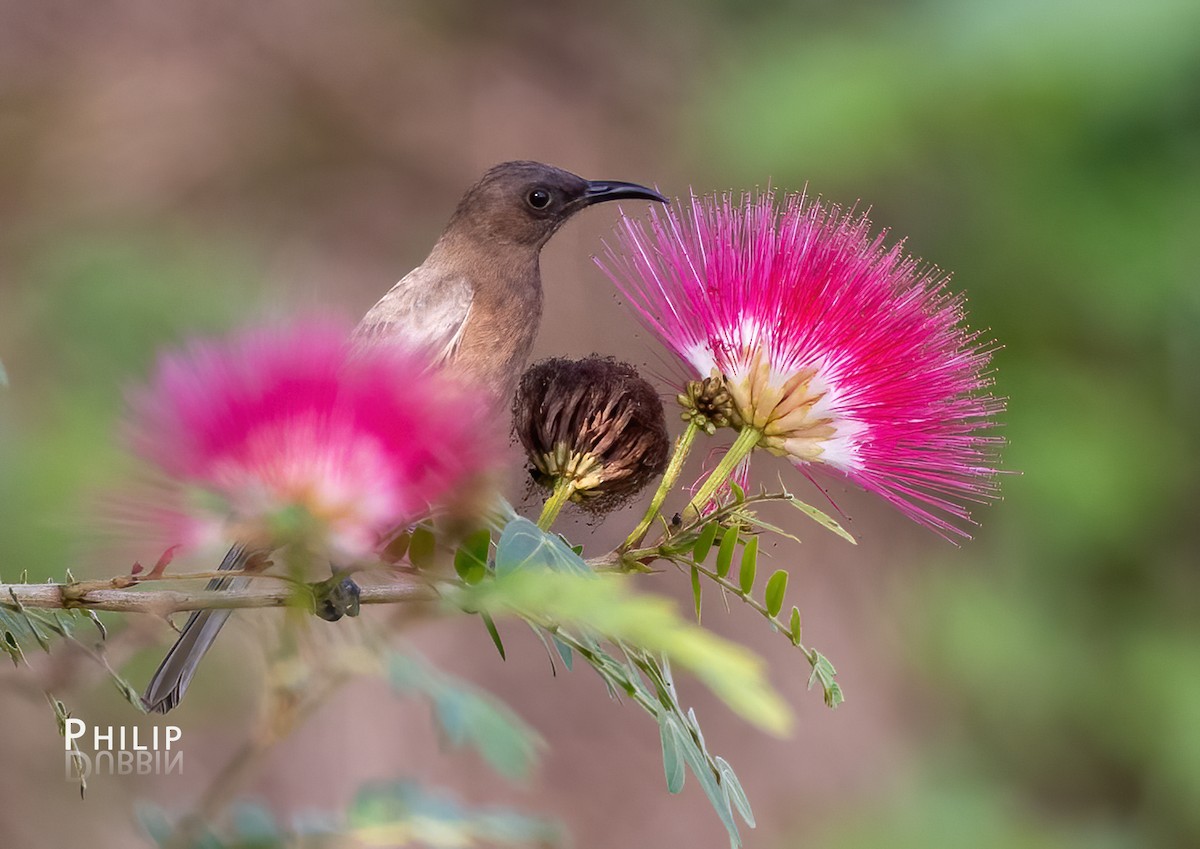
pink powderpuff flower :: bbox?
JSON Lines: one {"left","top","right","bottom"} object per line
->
{"left": 125, "top": 319, "right": 494, "bottom": 561}
{"left": 598, "top": 191, "right": 1005, "bottom": 539}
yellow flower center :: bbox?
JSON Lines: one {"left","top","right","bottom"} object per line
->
{"left": 724, "top": 348, "right": 838, "bottom": 463}
{"left": 535, "top": 443, "right": 606, "bottom": 500}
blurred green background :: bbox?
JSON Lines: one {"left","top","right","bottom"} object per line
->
{"left": 2, "top": 1, "right": 1197, "bottom": 847}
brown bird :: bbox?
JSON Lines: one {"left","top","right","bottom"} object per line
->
{"left": 142, "top": 160, "right": 667, "bottom": 713}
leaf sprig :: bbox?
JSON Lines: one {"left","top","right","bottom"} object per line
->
{"left": 605, "top": 487, "right": 850, "bottom": 709}
{"left": 440, "top": 516, "right": 778, "bottom": 848}
{"left": 0, "top": 571, "right": 104, "bottom": 664}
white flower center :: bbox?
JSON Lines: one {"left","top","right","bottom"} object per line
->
{"left": 206, "top": 418, "right": 401, "bottom": 557}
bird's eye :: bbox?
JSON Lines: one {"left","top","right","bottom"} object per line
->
{"left": 527, "top": 188, "right": 552, "bottom": 210}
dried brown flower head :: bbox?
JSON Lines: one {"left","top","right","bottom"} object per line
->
{"left": 513, "top": 356, "right": 670, "bottom": 513}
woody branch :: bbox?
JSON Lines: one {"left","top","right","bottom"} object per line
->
{"left": 1, "top": 576, "right": 434, "bottom": 616}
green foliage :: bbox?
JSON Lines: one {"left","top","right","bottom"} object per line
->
{"left": 494, "top": 516, "right": 590, "bottom": 576}
{"left": 140, "top": 800, "right": 294, "bottom": 849}
{"left": 808, "top": 651, "right": 843, "bottom": 710}
{"left": 560, "top": 632, "right": 756, "bottom": 848}
{"left": 717, "top": 524, "right": 739, "bottom": 578}
{"left": 52, "top": 696, "right": 88, "bottom": 798}
{"left": 0, "top": 593, "right": 72, "bottom": 664}
{"left": 480, "top": 612, "right": 506, "bottom": 660}
{"left": 693, "top": 520, "right": 719, "bottom": 563}
{"left": 0, "top": 578, "right": 96, "bottom": 664}
{"left": 785, "top": 497, "right": 856, "bottom": 545}
{"left": 348, "top": 781, "right": 563, "bottom": 847}
{"left": 551, "top": 635, "right": 573, "bottom": 670}
{"left": 657, "top": 700, "right": 755, "bottom": 846}
{"left": 446, "top": 527, "right": 507, "bottom": 656}
{"left": 737, "top": 534, "right": 756, "bottom": 594}
{"left": 664, "top": 513, "right": 844, "bottom": 710}
{"left": 764, "top": 569, "right": 788, "bottom": 618}
{"left": 407, "top": 525, "right": 437, "bottom": 570}
{"left": 453, "top": 528, "right": 490, "bottom": 585}
{"left": 449, "top": 516, "right": 778, "bottom": 847}
{"left": 658, "top": 710, "right": 687, "bottom": 793}
{"left": 138, "top": 784, "right": 562, "bottom": 849}
{"left": 696, "top": 484, "right": 855, "bottom": 547}
{"left": 455, "top": 568, "right": 790, "bottom": 736}
{"left": 1, "top": 577, "right": 149, "bottom": 719}
{"left": 788, "top": 606, "right": 802, "bottom": 646}
{"left": 386, "top": 649, "right": 542, "bottom": 780}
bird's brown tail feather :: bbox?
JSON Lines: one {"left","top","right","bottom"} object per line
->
{"left": 142, "top": 544, "right": 256, "bottom": 714}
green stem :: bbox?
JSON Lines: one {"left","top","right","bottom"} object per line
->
{"left": 620, "top": 420, "right": 701, "bottom": 551}
{"left": 683, "top": 426, "right": 762, "bottom": 522}
{"left": 537, "top": 478, "right": 576, "bottom": 530}
{"left": 680, "top": 555, "right": 841, "bottom": 706}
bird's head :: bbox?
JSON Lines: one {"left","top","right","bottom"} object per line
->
{"left": 447, "top": 160, "right": 667, "bottom": 248}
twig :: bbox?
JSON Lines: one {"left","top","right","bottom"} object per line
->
{"left": 167, "top": 663, "right": 355, "bottom": 849}
{"left": 0, "top": 579, "right": 434, "bottom": 616}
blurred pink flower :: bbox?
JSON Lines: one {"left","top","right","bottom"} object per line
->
{"left": 598, "top": 191, "right": 1004, "bottom": 538}
{"left": 126, "top": 319, "right": 492, "bottom": 559}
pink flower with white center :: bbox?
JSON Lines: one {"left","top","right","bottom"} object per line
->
{"left": 598, "top": 191, "right": 1004, "bottom": 539}
{"left": 126, "top": 319, "right": 492, "bottom": 560}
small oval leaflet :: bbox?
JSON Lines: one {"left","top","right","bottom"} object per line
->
{"left": 716, "top": 527, "right": 739, "bottom": 579}
{"left": 789, "top": 606, "right": 802, "bottom": 646}
{"left": 693, "top": 522, "right": 719, "bottom": 564}
{"left": 764, "top": 570, "right": 788, "bottom": 617}
{"left": 738, "top": 537, "right": 758, "bottom": 595}
{"left": 494, "top": 517, "right": 591, "bottom": 577}
{"left": 453, "top": 529, "right": 491, "bottom": 585}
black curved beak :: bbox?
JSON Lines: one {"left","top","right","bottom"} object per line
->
{"left": 582, "top": 179, "right": 668, "bottom": 207}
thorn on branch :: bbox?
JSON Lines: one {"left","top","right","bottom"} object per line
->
{"left": 132, "top": 544, "right": 183, "bottom": 579}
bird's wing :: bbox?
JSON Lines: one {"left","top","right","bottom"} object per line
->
{"left": 354, "top": 268, "right": 474, "bottom": 366}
